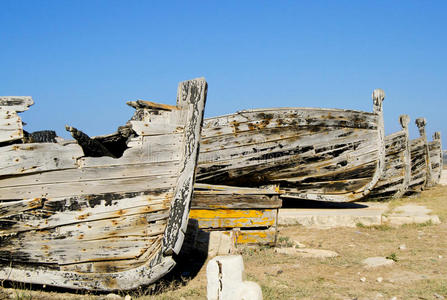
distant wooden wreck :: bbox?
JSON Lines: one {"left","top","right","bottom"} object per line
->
{"left": 0, "top": 78, "right": 207, "bottom": 291}
{"left": 197, "top": 89, "right": 387, "bottom": 202}
{"left": 429, "top": 132, "right": 443, "bottom": 185}
{"left": 407, "top": 118, "right": 432, "bottom": 194}
{"left": 365, "top": 115, "right": 411, "bottom": 200}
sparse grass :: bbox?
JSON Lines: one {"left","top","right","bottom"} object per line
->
{"left": 356, "top": 223, "right": 393, "bottom": 231}
{"left": 277, "top": 235, "right": 294, "bottom": 247}
{"left": 386, "top": 252, "right": 399, "bottom": 262}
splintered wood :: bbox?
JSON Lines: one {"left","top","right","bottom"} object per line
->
{"left": 0, "top": 97, "right": 33, "bottom": 143}
{"left": 0, "top": 78, "right": 207, "bottom": 291}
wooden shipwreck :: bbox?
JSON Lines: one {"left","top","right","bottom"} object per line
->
{"left": 428, "top": 132, "right": 443, "bottom": 185}
{"left": 197, "top": 89, "right": 386, "bottom": 202}
{"left": 407, "top": 118, "right": 431, "bottom": 193}
{"left": 365, "top": 115, "right": 411, "bottom": 200}
{"left": 0, "top": 78, "right": 207, "bottom": 291}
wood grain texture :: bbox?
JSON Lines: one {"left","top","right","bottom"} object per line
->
{"left": 365, "top": 115, "right": 411, "bottom": 200}
{"left": 0, "top": 78, "right": 207, "bottom": 291}
{"left": 407, "top": 136, "right": 428, "bottom": 193}
{"left": 0, "top": 97, "right": 34, "bottom": 143}
{"left": 415, "top": 118, "right": 435, "bottom": 188}
{"left": 197, "top": 89, "right": 386, "bottom": 202}
{"left": 428, "top": 132, "right": 442, "bottom": 185}
{"left": 189, "top": 184, "right": 280, "bottom": 245}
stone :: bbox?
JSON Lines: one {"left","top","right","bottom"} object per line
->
{"left": 362, "top": 257, "right": 395, "bottom": 268}
{"left": 238, "top": 281, "right": 263, "bottom": 300}
{"left": 384, "top": 204, "right": 441, "bottom": 226}
{"left": 434, "top": 293, "right": 445, "bottom": 299}
{"left": 278, "top": 203, "right": 387, "bottom": 229}
{"left": 103, "top": 294, "right": 122, "bottom": 300}
{"left": 293, "top": 240, "right": 306, "bottom": 248}
{"left": 398, "top": 244, "right": 406, "bottom": 250}
{"left": 207, "top": 255, "right": 262, "bottom": 300}
{"left": 124, "top": 295, "right": 132, "bottom": 300}
{"left": 376, "top": 277, "right": 383, "bottom": 283}
{"left": 360, "top": 277, "right": 366, "bottom": 282}
{"left": 275, "top": 247, "right": 338, "bottom": 258}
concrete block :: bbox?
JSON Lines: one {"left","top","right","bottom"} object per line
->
{"left": 207, "top": 255, "right": 262, "bottom": 300}
{"left": 239, "top": 281, "right": 263, "bottom": 300}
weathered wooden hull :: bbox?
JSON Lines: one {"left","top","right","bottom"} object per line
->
{"left": 428, "top": 132, "right": 442, "bottom": 185}
{"left": 407, "top": 118, "right": 435, "bottom": 194}
{"left": 0, "top": 78, "right": 207, "bottom": 291}
{"left": 197, "top": 90, "right": 386, "bottom": 202}
{"left": 365, "top": 115, "right": 411, "bottom": 200}
{"left": 407, "top": 133, "right": 428, "bottom": 194}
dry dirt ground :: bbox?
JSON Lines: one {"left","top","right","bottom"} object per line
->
{"left": 1, "top": 184, "right": 447, "bottom": 300}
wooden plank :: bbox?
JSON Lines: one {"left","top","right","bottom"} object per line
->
{"left": 127, "top": 100, "right": 178, "bottom": 111}
{"left": 202, "top": 107, "right": 378, "bottom": 138}
{"left": 0, "top": 173, "right": 177, "bottom": 200}
{"left": 0, "top": 109, "right": 23, "bottom": 143}
{"left": 0, "top": 198, "right": 44, "bottom": 218}
{"left": 0, "top": 236, "right": 156, "bottom": 265}
{"left": 0, "top": 96, "right": 33, "bottom": 112}
{"left": 61, "top": 236, "right": 163, "bottom": 273}
{"left": 0, "top": 255, "right": 176, "bottom": 291}
{"left": 189, "top": 209, "right": 276, "bottom": 229}
{"left": 194, "top": 183, "right": 279, "bottom": 195}
{"left": 198, "top": 133, "right": 379, "bottom": 183}
{"left": 0, "top": 218, "right": 166, "bottom": 266}
{"left": 130, "top": 121, "right": 184, "bottom": 136}
{"left": 234, "top": 228, "right": 277, "bottom": 245}
{"left": 0, "top": 192, "right": 172, "bottom": 234}
{"left": 0, "top": 143, "right": 84, "bottom": 176}
{"left": 0, "top": 161, "right": 179, "bottom": 189}
{"left": 191, "top": 194, "right": 282, "bottom": 209}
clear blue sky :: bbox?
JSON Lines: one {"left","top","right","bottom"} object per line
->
{"left": 1, "top": 1, "right": 446, "bottom": 147}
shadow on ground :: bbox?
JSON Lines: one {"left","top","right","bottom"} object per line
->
{"left": 281, "top": 197, "right": 368, "bottom": 209}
